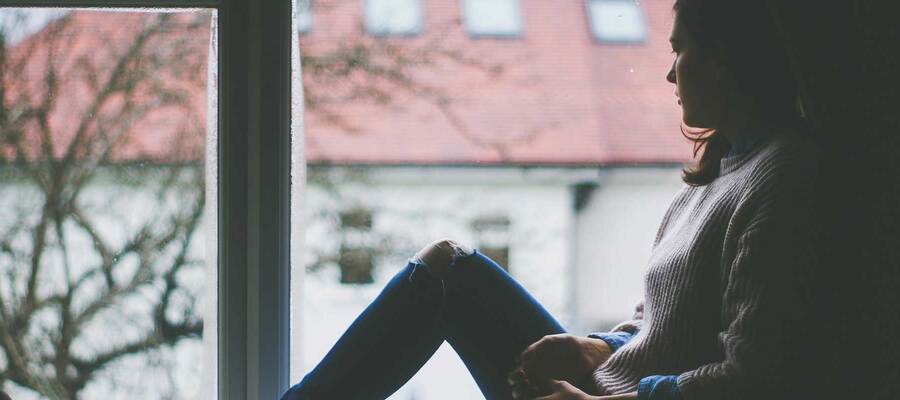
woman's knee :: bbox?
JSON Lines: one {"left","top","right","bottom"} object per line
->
{"left": 412, "top": 239, "right": 474, "bottom": 276}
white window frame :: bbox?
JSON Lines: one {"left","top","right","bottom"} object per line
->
{"left": 461, "top": 0, "right": 523, "bottom": 38}
{"left": 0, "top": 1, "right": 296, "bottom": 399}
{"left": 586, "top": 0, "right": 647, "bottom": 44}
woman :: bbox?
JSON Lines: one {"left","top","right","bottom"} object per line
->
{"left": 282, "top": 0, "right": 816, "bottom": 398}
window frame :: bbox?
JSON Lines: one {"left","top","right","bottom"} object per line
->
{"left": 461, "top": 0, "right": 523, "bottom": 39}
{"left": 0, "top": 1, "right": 295, "bottom": 399}
{"left": 585, "top": 0, "right": 647, "bottom": 44}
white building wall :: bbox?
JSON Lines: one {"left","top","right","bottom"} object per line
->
{"left": 300, "top": 165, "right": 592, "bottom": 399}
{"left": 573, "top": 167, "right": 684, "bottom": 332}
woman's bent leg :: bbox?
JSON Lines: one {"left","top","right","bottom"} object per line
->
{"left": 441, "top": 251, "right": 566, "bottom": 398}
{"left": 282, "top": 243, "right": 565, "bottom": 400}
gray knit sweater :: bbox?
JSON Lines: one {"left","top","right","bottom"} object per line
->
{"left": 592, "top": 133, "right": 817, "bottom": 399}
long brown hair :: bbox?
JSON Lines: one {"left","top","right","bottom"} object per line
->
{"left": 681, "top": 125, "right": 729, "bottom": 186}
{"left": 675, "top": 0, "right": 804, "bottom": 186}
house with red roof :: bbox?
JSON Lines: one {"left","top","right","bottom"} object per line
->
{"left": 295, "top": 1, "right": 691, "bottom": 397}
{"left": 295, "top": 0, "right": 689, "bottom": 327}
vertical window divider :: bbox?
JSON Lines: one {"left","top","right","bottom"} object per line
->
{"left": 217, "top": 1, "right": 248, "bottom": 399}
{"left": 219, "top": 0, "right": 294, "bottom": 399}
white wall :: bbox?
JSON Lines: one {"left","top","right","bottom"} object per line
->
{"left": 573, "top": 167, "right": 684, "bottom": 333}
{"left": 300, "top": 165, "right": 593, "bottom": 399}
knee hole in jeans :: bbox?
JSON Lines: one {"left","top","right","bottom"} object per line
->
{"left": 411, "top": 239, "right": 474, "bottom": 277}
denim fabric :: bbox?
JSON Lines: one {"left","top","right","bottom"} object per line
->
{"left": 638, "top": 375, "right": 682, "bottom": 400}
{"left": 587, "top": 331, "right": 635, "bottom": 352}
{"left": 281, "top": 250, "right": 567, "bottom": 400}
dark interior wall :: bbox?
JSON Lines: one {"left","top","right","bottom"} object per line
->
{"left": 768, "top": 2, "right": 900, "bottom": 399}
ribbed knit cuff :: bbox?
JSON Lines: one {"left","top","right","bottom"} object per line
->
{"left": 586, "top": 331, "right": 635, "bottom": 352}
{"left": 637, "top": 375, "right": 682, "bottom": 400}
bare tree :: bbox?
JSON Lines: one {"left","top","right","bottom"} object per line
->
{"left": 0, "top": 11, "right": 208, "bottom": 399}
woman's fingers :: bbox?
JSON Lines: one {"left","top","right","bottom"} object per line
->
{"left": 512, "top": 383, "right": 535, "bottom": 400}
{"left": 533, "top": 377, "right": 559, "bottom": 393}
{"left": 508, "top": 367, "right": 527, "bottom": 385}
{"left": 519, "top": 335, "right": 552, "bottom": 377}
{"left": 531, "top": 379, "right": 595, "bottom": 400}
{"left": 519, "top": 339, "right": 540, "bottom": 363}
{"left": 513, "top": 382, "right": 546, "bottom": 400}
{"left": 510, "top": 366, "right": 547, "bottom": 399}
{"left": 529, "top": 378, "right": 566, "bottom": 400}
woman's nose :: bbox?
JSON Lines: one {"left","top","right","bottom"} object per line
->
{"left": 666, "top": 61, "right": 676, "bottom": 84}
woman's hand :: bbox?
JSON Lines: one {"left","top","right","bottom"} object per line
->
{"left": 527, "top": 379, "right": 638, "bottom": 400}
{"left": 513, "top": 334, "right": 613, "bottom": 386}
{"left": 530, "top": 379, "right": 595, "bottom": 400}
{"left": 594, "top": 393, "right": 638, "bottom": 400}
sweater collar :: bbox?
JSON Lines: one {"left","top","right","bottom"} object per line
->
{"left": 724, "top": 126, "right": 775, "bottom": 158}
{"left": 719, "top": 127, "right": 782, "bottom": 175}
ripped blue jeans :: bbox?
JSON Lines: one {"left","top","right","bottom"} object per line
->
{"left": 281, "top": 249, "right": 567, "bottom": 400}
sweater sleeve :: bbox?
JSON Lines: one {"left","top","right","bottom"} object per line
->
{"left": 587, "top": 331, "right": 634, "bottom": 353}
{"left": 638, "top": 375, "right": 683, "bottom": 400}
{"left": 675, "top": 147, "right": 816, "bottom": 400}
{"left": 587, "top": 301, "right": 644, "bottom": 351}
{"left": 609, "top": 301, "right": 644, "bottom": 334}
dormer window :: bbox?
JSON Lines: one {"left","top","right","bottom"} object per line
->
{"left": 462, "top": 0, "right": 522, "bottom": 38}
{"left": 365, "top": 0, "right": 423, "bottom": 36}
{"left": 587, "top": 0, "right": 646, "bottom": 44}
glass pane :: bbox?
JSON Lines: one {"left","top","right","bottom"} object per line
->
{"left": 0, "top": 8, "right": 216, "bottom": 399}
{"left": 292, "top": 0, "right": 683, "bottom": 398}
{"left": 463, "top": 0, "right": 521, "bottom": 37}
{"left": 364, "top": 0, "right": 422, "bottom": 36}
{"left": 588, "top": 0, "right": 646, "bottom": 43}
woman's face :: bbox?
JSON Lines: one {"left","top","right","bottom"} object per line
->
{"left": 666, "top": 12, "right": 728, "bottom": 129}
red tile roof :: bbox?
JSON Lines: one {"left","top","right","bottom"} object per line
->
{"left": 4, "top": 11, "right": 208, "bottom": 164}
{"left": 301, "top": 0, "right": 690, "bottom": 165}
{"left": 9, "top": 1, "right": 691, "bottom": 166}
